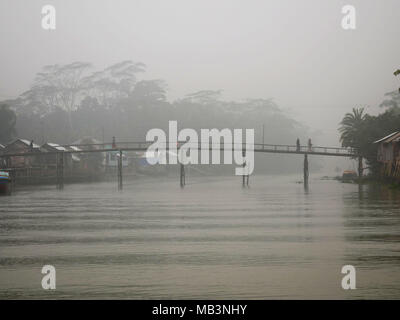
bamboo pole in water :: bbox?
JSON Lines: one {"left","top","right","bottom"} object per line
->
{"left": 118, "top": 150, "right": 123, "bottom": 190}
{"left": 304, "top": 154, "right": 309, "bottom": 187}
{"left": 180, "top": 163, "right": 185, "bottom": 188}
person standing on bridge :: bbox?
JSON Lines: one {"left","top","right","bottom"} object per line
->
{"left": 296, "top": 138, "right": 300, "bottom": 151}
{"left": 308, "top": 138, "right": 312, "bottom": 152}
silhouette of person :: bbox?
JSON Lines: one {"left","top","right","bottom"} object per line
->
{"left": 308, "top": 138, "right": 312, "bottom": 152}
{"left": 296, "top": 138, "right": 300, "bottom": 151}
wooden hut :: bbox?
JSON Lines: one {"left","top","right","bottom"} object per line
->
{"left": 2, "top": 139, "right": 41, "bottom": 168}
{"left": 374, "top": 131, "right": 400, "bottom": 178}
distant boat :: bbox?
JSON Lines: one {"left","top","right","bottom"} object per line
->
{"left": 0, "top": 171, "right": 11, "bottom": 195}
{"left": 342, "top": 170, "right": 357, "bottom": 181}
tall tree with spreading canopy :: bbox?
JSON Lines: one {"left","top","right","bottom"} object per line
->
{"left": 20, "top": 62, "right": 92, "bottom": 114}
{"left": 82, "top": 60, "right": 146, "bottom": 108}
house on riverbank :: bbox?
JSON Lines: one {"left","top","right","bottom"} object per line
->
{"left": 41, "top": 142, "right": 81, "bottom": 170}
{"left": 2, "top": 139, "right": 41, "bottom": 168}
{"left": 71, "top": 137, "right": 104, "bottom": 172}
{"left": 374, "top": 131, "right": 400, "bottom": 178}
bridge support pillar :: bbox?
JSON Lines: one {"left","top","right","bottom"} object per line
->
{"left": 56, "top": 152, "right": 64, "bottom": 190}
{"left": 358, "top": 156, "right": 363, "bottom": 178}
{"left": 304, "top": 153, "right": 309, "bottom": 187}
{"left": 118, "top": 150, "right": 123, "bottom": 190}
{"left": 180, "top": 163, "right": 185, "bottom": 188}
{"left": 242, "top": 149, "right": 249, "bottom": 187}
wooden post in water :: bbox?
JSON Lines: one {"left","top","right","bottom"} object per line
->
{"left": 262, "top": 124, "right": 265, "bottom": 149}
{"left": 304, "top": 153, "right": 309, "bottom": 187}
{"left": 9, "top": 164, "right": 15, "bottom": 192}
{"left": 57, "top": 152, "right": 64, "bottom": 189}
{"left": 242, "top": 148, "right": 246, "bottom": 187}
{"left": 358, "top": 156, "right": 363, "bottom": 178}
{"left": 118, "top": 150, "right": 123, "bottom": 190}
{"left": 56, "top": 153, "right": 58, "bottom": 188}
{"left": 180, "top": 163, "right": 185, "bottom": 187}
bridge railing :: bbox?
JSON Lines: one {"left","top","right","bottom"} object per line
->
{"left": 253, "top": 143, "right": 356, "bottom": 155}
{"left": 60, "top": 141, "right": 356, "bottom": 154}
{"left": 0, "top": 141, "right": 357, "bottom": 158}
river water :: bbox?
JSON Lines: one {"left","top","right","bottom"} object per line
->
{"left": 1, "top": 175, "right": 400, "bottom": 299}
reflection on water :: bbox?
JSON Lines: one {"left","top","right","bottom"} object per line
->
{"left": 0, "top": 175, "right": 400, "bottom": 299}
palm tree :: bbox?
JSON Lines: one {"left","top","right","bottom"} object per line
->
{"left": 339, "top": 107, "right": 366, "bottom": 149}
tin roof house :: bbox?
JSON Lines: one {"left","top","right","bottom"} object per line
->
{"left": 71, "top": 137, "right": 104, "bottom": 171}
{"left": 71, "top": 137, "right": 102, "bottom": 150}
{"left": 373, "top": 131, "right": 400, "bottom": 163}
{"left": 65, "top": 145, "right": 82, "bottom": 163}
{"left": 2, "top": 139, "right": 41, "bottom": 168}
{"left": 41, "top": 142, "right": 68, "bottom": 153}
{"left": 4, "top": 139, "right": 40, "bottom": 152}
{"left": 40, "top": 142, "right": 81, "bottom": 169}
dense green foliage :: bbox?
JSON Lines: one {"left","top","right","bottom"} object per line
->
{"left": 339, "top": 90, "right": 400, "bottom": 176}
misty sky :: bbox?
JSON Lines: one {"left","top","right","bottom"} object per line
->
{"left": 0, "top": 0, "right": 399, "bottom": 144}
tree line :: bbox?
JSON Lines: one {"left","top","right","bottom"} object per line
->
{"left": 339, "top": 68, "right": 400, "bottom": 176}
{"left": 0, "top": 60, "right": 315, "bottom": 174}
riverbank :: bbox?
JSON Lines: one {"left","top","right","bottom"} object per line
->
{"left": 330, "top": 174, "right": 400, "bottom": 189}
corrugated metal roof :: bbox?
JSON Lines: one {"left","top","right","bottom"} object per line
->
{"left": 373, "top": 131, "right": 400, "bottom": 144}
{"left": 45, "top": 143, "right": 67, "bottom": 151}
{"left": 68, "top": 146, "right": 82, "bottom": 151}
{"left": 14, "top": 139, "right": 40, "bottom": 149}
{"left": 385, "top": 132, "right": 400, "bottom": 143}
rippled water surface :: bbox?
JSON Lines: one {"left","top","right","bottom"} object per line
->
{"left": 1, "top": 175, "right": 400, "bottom": 299}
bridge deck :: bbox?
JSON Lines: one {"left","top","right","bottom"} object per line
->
{"left": 0, "top": 142, "right": 357, "bottom": 158}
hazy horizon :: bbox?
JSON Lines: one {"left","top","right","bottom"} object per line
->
{"left": 1, "top": 0, "right": 400, "bottom": 145}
